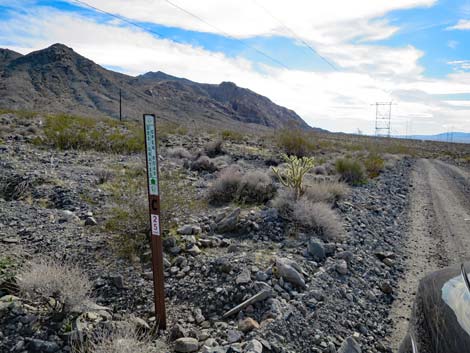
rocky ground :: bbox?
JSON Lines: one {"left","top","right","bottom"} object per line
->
{"left": 0, "top": 112, "right": 461, "bottom": 353}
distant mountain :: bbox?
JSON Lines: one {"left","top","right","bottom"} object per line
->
{"left": 397, "top": 132, "right": 470, "bottom": 144}
{"left": 0, "top": 43, "right": 310, "bottom": 130}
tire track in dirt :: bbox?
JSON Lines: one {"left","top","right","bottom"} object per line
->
{"left": 389, "top": 159, "right": 470, "bottom": 351}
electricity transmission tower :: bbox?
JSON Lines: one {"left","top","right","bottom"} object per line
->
{"left": 373, "top": 102, "right": 393, "bottom": 137}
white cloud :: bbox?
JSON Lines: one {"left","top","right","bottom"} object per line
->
{"left": 448, "top": 40, "right": 459, "bottom": 49}
{"left": 446, "top": 19, "right": 470, "bottom": 30}
{"left": 448, "top": 60, "right": 470, "bottom": 71}
{"left": 1, "top": 2, "right": 469, "bottom": 135}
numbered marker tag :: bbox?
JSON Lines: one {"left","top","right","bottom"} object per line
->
{"left": 151, "top": 214, "right": 160, "bottom": 236}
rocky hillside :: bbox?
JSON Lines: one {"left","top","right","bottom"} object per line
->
{"left": 0, "top": 111, "right": 416, "bottom": 353}
{"left": 0, "top": 44, "right": 309, "bottom": 129}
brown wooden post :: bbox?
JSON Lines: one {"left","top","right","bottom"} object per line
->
{"left": 143, "top": 114, "right": 166, "bottom": 330}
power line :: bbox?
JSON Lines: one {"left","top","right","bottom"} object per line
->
{"left": 251, "top": 0, "right": 338, "bottom": 71}
{"left": 162, "top": 0, "right": 290, "bottom": 70}
{"left": 74, "top": 0, "right": 291, "bottom": 70}
{"left": 72, "top": 0, "right": 177, "bottom": 42}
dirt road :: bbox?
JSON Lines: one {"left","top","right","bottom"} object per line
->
{"left": 389, "top": 158, "right": 470, "bottom": 351}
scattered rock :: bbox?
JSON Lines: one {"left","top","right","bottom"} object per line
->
{"left": 174, "top": 337, "right": 199, "bottom": 352}
{"left": 238, "top": 317, "right": 260, "bottom": 333}
{"left": 84, "top": 216, "right": 97, "bottom": 226}
{"left": 227, "top": 329, "right": 243, "bottom": 343}
{"left": 338, "top": 336, "right": 361, "bottom": 353}
{"left": 275, "top": 257, "right": 306, "bottom": 288}
{"left": 336, "top": 259, "right": 348, "bottom": 275}
{"left": 307, "top": 238, "right": 326, "bottom": 260}
{"left": 216, "top": 208, "right": 240, "bottom": 233}
{"left": 244, "top": 339, "right": 263, "bottom": 353}
{"left": 236, "top": 268, "right": 251, "bottom": 285}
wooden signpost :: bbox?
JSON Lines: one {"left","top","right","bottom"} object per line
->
{"left": 143, "top": 114, "right": 166, "bottom": 330}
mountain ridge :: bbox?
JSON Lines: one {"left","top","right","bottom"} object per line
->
{"left": 0, "top": 43, "right": 311, "bottom": 130}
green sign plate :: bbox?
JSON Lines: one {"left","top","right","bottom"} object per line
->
{"left": 144, "top": 115, "right": 159, "bottom": 195}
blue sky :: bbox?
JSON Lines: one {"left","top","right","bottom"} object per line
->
{"left": 1, "top": 0, "right": 469, "bottom": 134}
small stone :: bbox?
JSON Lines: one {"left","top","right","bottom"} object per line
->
{"left": 336, "top": 259, "right": 348, "bottom": 275}
{"left": 216, "top": 208, "right": 240, "bottom": 233}
{"left": 169, "top": 324, "right": 187, "bottom": 341}
{"left": 109, "top": 275, "right": 124, "bottom": 289}
{"left": 255, "top": 271, "right": 269, "bottom": 282}
{"left": 276, "top": 257, "right": 306, "bottom": 288}
{"left": 174, "top": 337, "right": 199, "bottom": 352}
{"left": 244, "top": 339, "right": 263, "bottom": 353}
{"left": 192, "top": 225, "right": 202, "bottom": 234}
{"left": 238, "top": 317, "right": 260, "bottom": 333}
{"left": 29, "top": 339, "right": 60, "bottom": 353}
{"left": 307, "top": 239, "right": 325, "bottom": 260}
{"left": 380, "top": 281, "right": 393, "bottom": 294}
{"left": 84, "top": 216, "right": 98, "bottom": 226}
{"left": 130, "top": 316, "right": 150, "bottom": 330}
{"left": 236, "top": 269, "right": 251, "bottom": 285}
{"left": 338, "top": 336, "right": 361, "bottom": 353}
{"left": 187, "top": 245, "right": 202, "bottom": 256}
{"left": 227, "top": 329, "right": 243, "bottom": 343}
{"left": 178, "top": 225, "right": 194, "bottom": 235}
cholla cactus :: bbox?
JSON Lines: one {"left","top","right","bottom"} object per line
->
{"left": 272, "top": 154, "right": 315, "bottom": 199}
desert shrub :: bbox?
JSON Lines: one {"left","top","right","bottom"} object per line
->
{"left": 303, "top": 181, "right": 349, "bottom": 204}
{"left": 105, "top": 197, "right": 149, "bottom": 259}
{"left": 17, "top": 259, "right": 91, "bottom": 312}
{"left": 41, "top": 114, "right": 144, "bottom": 153}
{"left": 208, "top": 166, "right": 243, "bottom": 205}
{"left": 292, "top": 200, "right": 343, "bottom": 240}
{"left": 204, "top": 139, "right": 224, "bottom": 158}
{"left": 382, "top": 153, "right": 401, "bottom": 170}
{"left": 190, "top": 155, "right": 218, "bottom": 172}
{"left": 158, "top": 121, "right": 188, "bottom": 138}
{"left": 271, "top": 187, "right": 297, "bottom": 217}
{"left": 74, "top": 322, "right": 166, "bottom": 353}
{"left": 276, "top": 128, "right": 316, "bottom": 157}
{"left": 105, "top": 167, "right": 205, "bottom": 259}
{"left": 212, "top": 155, "right": 232, "bottom": 170}
{"left": 0, "top": 174, "right": 34, "bottom": 201}
{"left": 95, "top": 169, "right": 115, "bottom": 185}
{"left": 363, "top": 153, "right": 385, "bottom": 178}
{"left": 272, "top": 154, "right": 315, "bottom": 199}
{"left": 168, "top": 147, "right": 191, "bottom": 159}
{"left": 221, "top": 129, "right": 243, "bottom": 142}
{"left": 335, "top": 158, "right": 366, "bottom": 185}
{"left": 313, "top": 165, "right": 327, "bottom": 175}
{"left": 236, "top": 170, "right": 276, "bottom": 204}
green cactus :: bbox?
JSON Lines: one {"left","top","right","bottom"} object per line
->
{"left": 271, "top": 154, "right": 315, "bottom": 199}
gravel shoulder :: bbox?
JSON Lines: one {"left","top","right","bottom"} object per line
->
{"left": 389, "top": 158, "right": 470, "bottom": 351}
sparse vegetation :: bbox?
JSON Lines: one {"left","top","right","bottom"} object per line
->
{"left": 208, "top": 167, "right": 275, "bottom": 205}
{"left": 221, "top": 129, "right": 243, "bottom": 142}
{"left": 236, "top": 170, "right": 276, "bottom": 204}
{"left": 190, "top": 155, "right": 218, "bottom": 172}
{"left": 271, "top": 187, "right": 297, "bottom": 217}
{"left": 39, "top": 114, "right": 144, "bottom": 153}
{"left": 168, "top": 146, "right": 191, "bottom": 159}
{"left": 74, "top": 322, "right": 165, "bottom": 353}
{"left": 208, "top": 166, "right": 243, "bottom": 205}
{"left": 335, "top": 158, "right": 366, "bottom": 185}
{"left": 363, "top": 153, "right": 385, "bottom": 178}
{"left": 292, "top": 200, "right": 343, "bottom": 240}
{"left": 17, "top": 259, "right": 92, "bottom": 312}
{"left": 271, "top": 154, "right": 315, "bottom": 199}
{"left": 204, "top": 139, "right": 224, "bottom": 158}
{"left": 276, "top": 127, "right": 316, "bottom": 157}
{"left": 104, "top": 166, "right": 205, "bottom": 259}
{"left": 303, "top": 181, "right": 349, "bottom": 204}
